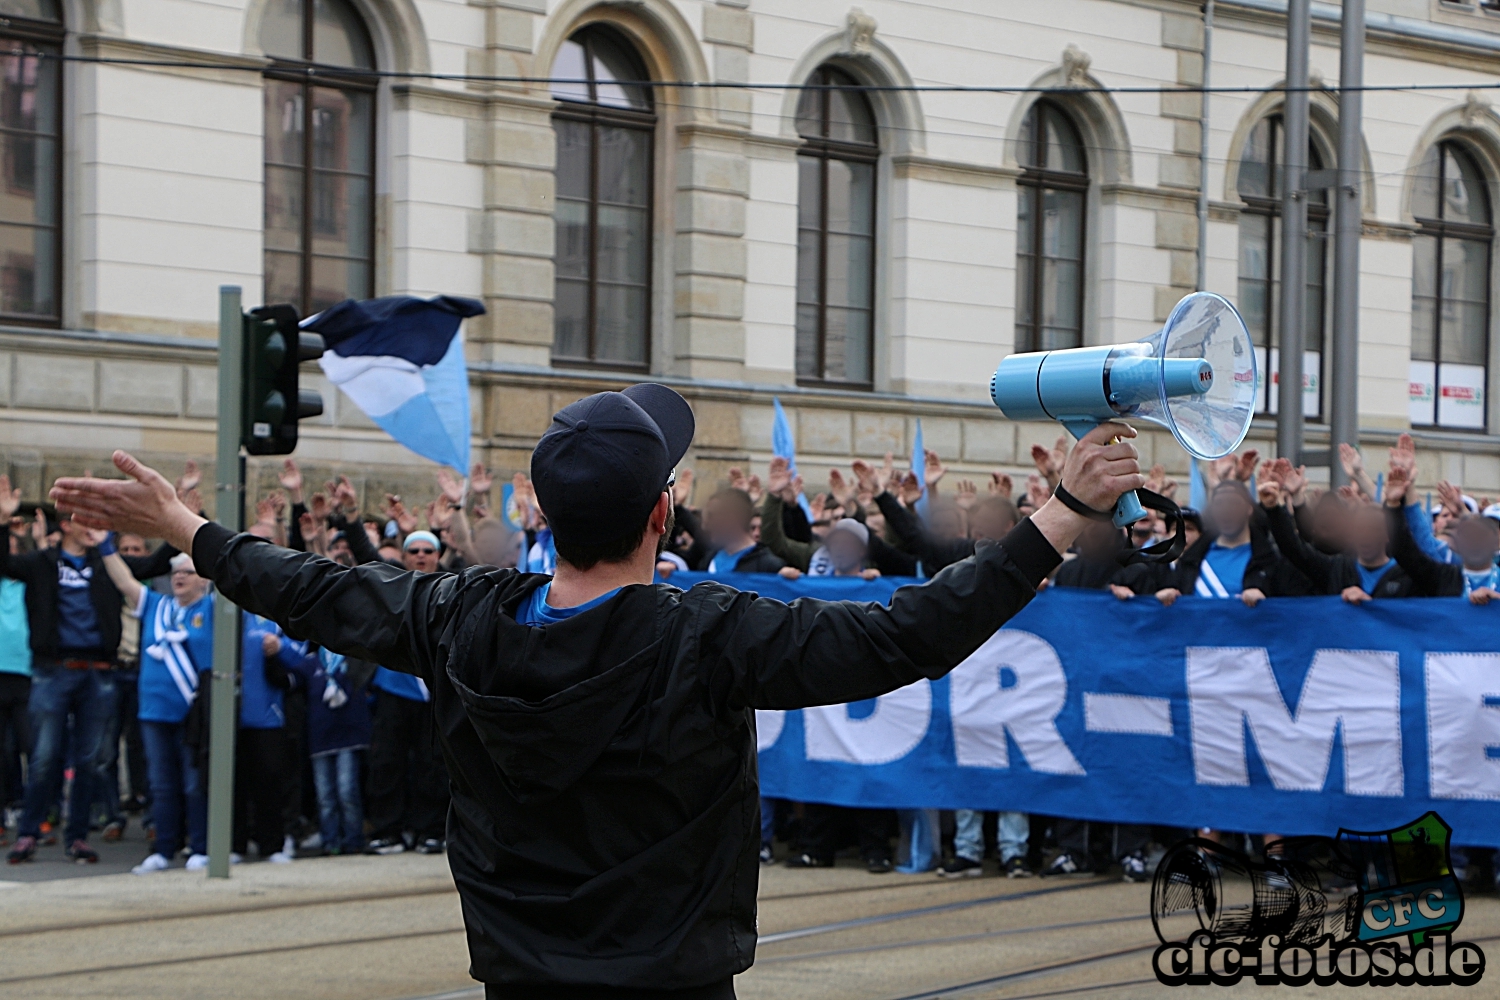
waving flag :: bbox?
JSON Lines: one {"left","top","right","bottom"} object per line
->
{"left": 304, "top": 295, "right": 484, "bottom": 473}
{"left": 771, "top": 397, "right": 814, "bottom": 520}
{"left": 910, "top": 418, "right": 929, "bottom": 520}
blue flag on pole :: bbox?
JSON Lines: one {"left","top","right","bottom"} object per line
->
{"left": 306, "top": 295, "right": 484, "bottom": 473}
{"left": 1189, "top": 459, "right": 1207, "bottom": 510}
{"left": 771, "top": 397, "right": 815, "bottom": 520}
{"left": 911, "top": 418, "right": 928, "bottom": 519}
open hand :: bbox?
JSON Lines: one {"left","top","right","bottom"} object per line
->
{"left": 175, "top": 460, "right": 201, "bottom": 502}
{"left": 0, "top": 474, "right": 20, "bottom": 520}
{"left": 955, "top": 479, "right": 978, "bottom": 511}
{"left": 851, "top": 459, "right": 879, "bottom": 496}
{"left": 50, "top": 451, "right": 206, "bottom": 552}
{"left": 923, "top": 449, "right": 947, "bottom": 489}
{"left": 278, "top": 458, "right": 303, "bottom": 500}
{"left": 990, "top": 472, "right": 1013, "bottom": 499}
{"left": 672, "top": 467, "right": 694, "bottom": 508}
{"left": 469, "top": 463, "right": 494, "bottom": 497}
{"left": 767, "top": 456, "right": 794, "bottom": 501}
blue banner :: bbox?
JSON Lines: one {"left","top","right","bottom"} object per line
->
{"left": 669, "top": 574, "right": 1500, "bottom": 847}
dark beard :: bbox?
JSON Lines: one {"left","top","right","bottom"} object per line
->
{"left": 655, "top": 504, "right": 676, "bottom": 559}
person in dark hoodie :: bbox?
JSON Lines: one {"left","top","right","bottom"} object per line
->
{"left": 48, "top": 385, "right": 1142, "bottom": 1000}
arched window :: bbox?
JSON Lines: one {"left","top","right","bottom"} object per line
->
{"left": 261, "top": 0, "right": 376, "bottom": 316}
{"left": 1411, "top": 141, "right": 1491, "bottom": 431}
{"left": 1236, "top": 115, "right": 1328, "bottom": 418}
{"left": 1014, "top": 101, "right": 1087, "bottom": 354}
{"left": 795, "top": 66, "right": 877, "bottom": 387}
{"left": 0, "top": 0, "right": 61, "bottom": 324}
{"left": 550, "top": 27, "right": 654, "bottom": 370}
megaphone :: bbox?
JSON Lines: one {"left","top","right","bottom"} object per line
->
{"left": 990, "top": 291, "right": 1256, "bottom": 527}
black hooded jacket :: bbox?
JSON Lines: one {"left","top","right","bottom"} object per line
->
{"left": 1167, "top": 516, "right": 1313, "bottom": 597}
{"left": 191, "top": 517, "right": 1060, "bottom": 992}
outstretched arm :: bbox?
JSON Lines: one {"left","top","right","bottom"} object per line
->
{"left": 708, "top": 424, "right": 1143, "bottom": 709}
{"left": 50, "top": 452, "right": 465, "bottom": 677}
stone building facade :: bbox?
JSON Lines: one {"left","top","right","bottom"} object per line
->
{"left": 2, "top": 0, "right": 1500, "bottom": 512}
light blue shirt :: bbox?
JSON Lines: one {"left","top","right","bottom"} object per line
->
{"left": 708, "top": 544, "right": 755, "bottom": 576}
{"left": 1197, "top": 542, "right": 1252, "bottom": 597}
{"left": 0, "top": 578, "right": 30, "bottom": 676}
{"left": 517, "top": 583, "right": 621, "bottom": 626}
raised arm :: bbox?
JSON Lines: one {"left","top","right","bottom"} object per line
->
{"left": 100, "top": 542, "right": 144, "bottom": 611}
{"left": 1384, "top": 464, "right": 1460, "bottom": 597}
{"left": 705, "top": 424, "right": 1142, "bottom": 709}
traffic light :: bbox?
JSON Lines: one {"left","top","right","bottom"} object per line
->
{"left": 242, "top": 304, "right": 325, "bottom": 455}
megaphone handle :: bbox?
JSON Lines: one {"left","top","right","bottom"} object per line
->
{"left": 1112, "top": 490, "right": 1148, "bottom": 528}
{"left": 1059, "top": 419, "right": 1150, "bottom": 528}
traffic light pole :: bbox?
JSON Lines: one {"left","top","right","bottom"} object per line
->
{"left": 207, "top": 285, "right": 246, "bottom": 878}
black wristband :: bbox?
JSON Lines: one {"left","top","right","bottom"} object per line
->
{"left": 1053, "top": 482, "right": 1115, "bottom": 521}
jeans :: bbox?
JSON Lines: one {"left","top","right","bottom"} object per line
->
{"left": 312, "top": 749, "right": 365, "bottom": 853}
{"left": 760, "top": 796, "right": 777, "bottom": 847}
{"left": 92, "top": 674, "right": 129, "bottom": 828}
{"left": 954, "top": 809, "right": 1029, "bottom": 864}
{"left": 20, "top": 666, "right": 116, "bottom": 844}
{"left": 140, "top": 720, "right": 206, "bottom": 858}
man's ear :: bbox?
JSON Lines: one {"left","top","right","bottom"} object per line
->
{"left": 649, "top": 492, "right": 672, "bottom": 536}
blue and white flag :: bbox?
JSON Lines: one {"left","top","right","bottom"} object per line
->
{"left": 305, "top": 295, "right": 485, "bottom": 473}
{"left": 771, "top": 397, "right": 815, "bottom": 520}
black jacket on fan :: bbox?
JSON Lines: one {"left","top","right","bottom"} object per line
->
{"left": 190, "top": 517, "right": 1060, "bottom": 993}
{"left": 1264, "top": 503, "right": 1414, "bottom": 597}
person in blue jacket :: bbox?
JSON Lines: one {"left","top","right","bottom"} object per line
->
{"left": 102, "top": 551, "right": 213, "bottom": 873}
{"left": 239, "top": 615, "right": 304, "bottom": 862}
{"left": 286, "top": 646, "right": 372, "bottom": 854}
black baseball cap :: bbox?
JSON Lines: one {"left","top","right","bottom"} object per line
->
{"left": 531, "top": 383, "right": 695, "bottom": 547}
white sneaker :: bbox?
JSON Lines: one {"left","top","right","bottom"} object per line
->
{"left": 184, "top": 853, "right": 209, "bottom": 871}
{"left": 268, "top": 851, "right": 293, "bottom": 864}
{"left": 229, "top": 852, "right": 243, "bottom": 865}
{"left": 132, "top": 853, "right": 171, "bottom": 875}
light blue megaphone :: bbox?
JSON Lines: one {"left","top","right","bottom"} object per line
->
{"left": 991, "top": 292, "right": 1257, "bottom": 527}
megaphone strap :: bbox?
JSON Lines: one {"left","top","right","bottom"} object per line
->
{"left": 1128, "top": 487, "right": 1187, "bottom": 565}
{"left": 1053, "top": 482, "right": 1115, "bottom": 522}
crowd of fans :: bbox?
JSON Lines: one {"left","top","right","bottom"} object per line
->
{"left": 0, "top": 431, "right": 1495, "bottom": 886}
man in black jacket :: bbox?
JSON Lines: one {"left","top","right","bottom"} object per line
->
{"left": 0, "top": 481, "right": 177, "bottom": 864}
{"left": 49, "top": 385, "right": 1142, "bottom": 1000}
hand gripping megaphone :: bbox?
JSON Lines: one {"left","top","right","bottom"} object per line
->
{"left": 990, "top": 291, "right": 1257, "bottom": 528}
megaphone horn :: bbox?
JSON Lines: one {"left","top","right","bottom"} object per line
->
{"left": 991, "top": 291, "right": 1257, "bottom": 528}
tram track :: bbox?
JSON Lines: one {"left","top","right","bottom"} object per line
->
{"left": 0, "top": 875, "right": 1110, "bottom": 989}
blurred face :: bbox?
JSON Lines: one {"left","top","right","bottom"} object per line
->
{"left": 475, "top": 524, "right": 515, "bottom": 567}
{"left": 171, "top": 566, "right": 209, "bottom": 605}
{"left": 1208, "top": 488, "right": 1253, "bottom": 541}
{"left": 703, "top": 496, "right": 751, "bottom": 549}
{"left": 968, "top": 502, "right": 1016, "bottom": 543}
{"left": 117, "top": 534, "right": 148, "bottom": 557}
{"left": 404, "top": 541, "right": 440, "bottom": 573}
{"left": 1077, "top": 520, "right": 1121, "bottom": 561}
{"left": 1312, "top": 495, "right": 1349, "bottom": 550}
{"left": 749, "top": 514, "right": 762, "bottom": 544}
{"left": 1450, "top": 517, "right": 1500, "bottom": 567}
{"left": 825, "top": 528, "right": 866, "bottom": 574}
{"left": 929, "top": 506, "right": 963, "bottom": 541}
{"left": 328, "top": 537, "right": 352, "bottom": 564}
{"left": 1350, "top": 506, "right": 1389, "bottom": 564}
